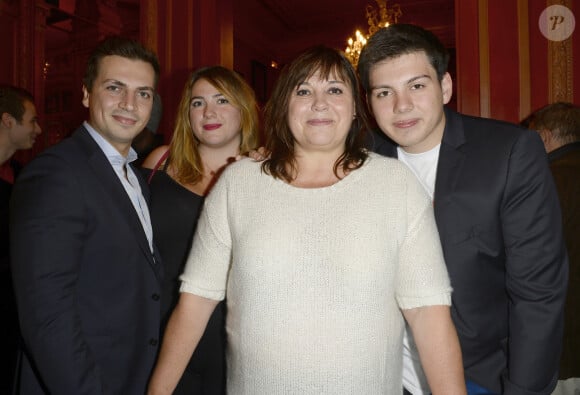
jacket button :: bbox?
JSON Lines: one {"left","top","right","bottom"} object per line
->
{"left": 151, "top": 293, "right": 160, "bottom": 301}
{"left": 149, "top": 338, "right": 158, "bottom": 346}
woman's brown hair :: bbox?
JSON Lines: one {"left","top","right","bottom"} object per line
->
{"left": 262, "top": 46, "right": 370, "bottom": 182}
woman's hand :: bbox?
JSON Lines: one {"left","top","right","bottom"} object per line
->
{"left": 243, "top": 146, "right": 269, "bottom": 161}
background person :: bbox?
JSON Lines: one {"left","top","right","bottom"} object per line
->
{"left": 0, "top": 85, "right": 42, "bottom": 183}
{"left": 0, "top": 84, "right": 41, "bottom": 394}
{"left": 133, "top": 92, "right": 164, "bottom": 167}
{"left": 142, "top": 65, "right": 259, "bottom": 394}
{"left": 10, "top": 36, "right": 163, "bottom": 394}
{"left": 148, "top": 46, "right": 465, "bottom": 395}
{"left": 527, "top": 102, "right": 580, "bottom": 395}
{"left": 357, "top": 24, "right": 568, "bottom": 395}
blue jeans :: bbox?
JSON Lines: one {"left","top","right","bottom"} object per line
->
{"left": 403, "top": 380, "right": 497, "bottom": 395}
{"left": 466, "top": 379, "right": 498, "bottom": 395}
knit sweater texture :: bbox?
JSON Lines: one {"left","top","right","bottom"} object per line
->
{"left": 180, "top": 152, "right": 452, "bottom": 394}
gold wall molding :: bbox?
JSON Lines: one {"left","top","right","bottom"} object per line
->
{"left": 549, "top": 39, "right": 573, "bottom": 102}
{"left": 478, "top": 0, "right": 490, "bottom": 118}
{"left": 547, "top": 0, "right": 573, "bottom": 103}
{"left": 141, "top": 0, "right": 158, "bottom": 54}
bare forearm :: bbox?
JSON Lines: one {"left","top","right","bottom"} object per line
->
{"left": 147, "top": 293, "right": 218, "bottom": 395}
{"left": 404, "top": 305, "right": 466, "bottom": 395}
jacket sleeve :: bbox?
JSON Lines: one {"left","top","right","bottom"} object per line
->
{"left": 500, "top": 131, "right": 568, "bottom": 395}
{"left": 10, "top": 153, "right": 104, "bottom": 394}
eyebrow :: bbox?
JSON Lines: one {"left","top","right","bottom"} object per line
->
{"left": 370, "top": 74, "right": 431, "bottom": 91}
{"left": 407, "top": 74, "right": 432, "bottom": 84}
{"left": 104, "top": 79, "right": 154, "bottom": 92}
{"left": 191, "top": 93, "right": 225, "bottom": 101}
{"left": 297, "top": 79, "right": 346, "bottom": 86}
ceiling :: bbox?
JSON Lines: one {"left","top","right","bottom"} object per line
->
{"left": 43, "top": 0, "right": 455, "bottom": 66}
{"left": 234, "top": 0, "right": 455, "bottom": 65}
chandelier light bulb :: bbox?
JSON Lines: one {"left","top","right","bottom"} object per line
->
{"left": 344, "top": 0, "right": 402, "bottom": 66}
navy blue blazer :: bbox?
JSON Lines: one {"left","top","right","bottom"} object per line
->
{"left": 10, "top": 126, "right": 163, "bottom": 394}
{"left": 370, "top": 108, "right": 568, "bottom": 394}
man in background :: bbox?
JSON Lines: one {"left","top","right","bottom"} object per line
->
{"left": 358, "top": 24, "right": 568, "bottom": 395}
{"left": 132, "top": 91, "right": 163, "bottom": 167}
{"left": 0, "top": 85, "right": 41, "bottom": 183}
{"left": 529, "top": 102, "right": 580, "bottom": 395}
{"left": 0, "top": 84, "right": 42, "bottom": 394}
{"left": 10, "top": 36, "right": 163, "bottom": 394}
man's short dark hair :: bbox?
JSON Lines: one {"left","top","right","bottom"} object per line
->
{"left": 0, "top": 85, "right": 34, "bottom": 123}
{"left": 530, "top": 102, "right": 580, "bottom": 144}
{"left": 358, "top": 23, "right": 449, "bottom": 93}
{"left": 82, "top": 36, "right": 160, "bottom": 92}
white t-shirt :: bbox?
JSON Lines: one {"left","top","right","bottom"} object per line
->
{"left": 397, "top": 144, "right": 441, "bottom": 395}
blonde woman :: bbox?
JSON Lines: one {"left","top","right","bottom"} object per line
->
{"left": 142, "top": 66, "right": 259, "bottom": 395}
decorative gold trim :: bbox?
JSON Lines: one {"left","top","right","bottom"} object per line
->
{"left": 145, "top": 0, "right": 158, "bottom": 53}
{"left": 547, "top": 0, "right": 573, "bottom": 102}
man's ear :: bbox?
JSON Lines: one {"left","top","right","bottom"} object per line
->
{"left": 82, "top": 85, "right": 90, "bottom": 109}
{"left": 537, "top": 128, "right": 557, "bottom": 153}
{"left": 538, "top": 128, "right": 552, "bottom": 145}
{"left": 441, "top": 72, "right": 453, "bottom": 105}
{"left": 1, "top": 112, "right": 14, "bottom": 128}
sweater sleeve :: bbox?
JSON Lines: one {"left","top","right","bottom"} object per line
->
{"left": 395, "top": 170, "right": 452, "bottom": 310}
{"left": 179, "top": 170, "right": 232, "bottom": 301}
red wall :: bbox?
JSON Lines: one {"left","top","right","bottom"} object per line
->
{"left": 488, "top": 3, "right": 520, "bottom": 122}
{"left": 6, "top": 0, "right": 580, "bottom": 155}
{"left": 529, "top": 1, "right": 550, "bottom": 115}
{"left": 456, "top": 0, "right": 579, "bottom": 123}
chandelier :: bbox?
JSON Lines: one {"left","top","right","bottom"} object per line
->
{"left": 345, "top": 0, "right": 402, "bottom": 66}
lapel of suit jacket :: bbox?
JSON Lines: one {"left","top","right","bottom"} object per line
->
{"left": 129, "top": 160, "right": 163, "bottom": 272}
{"left": 434, "top": 108, "right": 467, "bottom": 223}
{"left": 368, "top": 129, "right": 398, "bottom": 158}
{"left": 72, "top": 127, "right": 160, "bottom": 276}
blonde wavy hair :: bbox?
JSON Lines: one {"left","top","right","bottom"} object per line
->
{"left": 168, "top": 66, "right": 260, "bottom": 185}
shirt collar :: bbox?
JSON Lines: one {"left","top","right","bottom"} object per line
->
{"left": 83, "top": 121, "right": 138, "bottom": 166}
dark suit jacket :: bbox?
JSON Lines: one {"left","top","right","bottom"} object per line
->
{"left": 370, "top": 108, "right": 568, "bottom": 395}
{"left": 548, "top": 141, "right": 580, "bottom": 379}
{"left": 10, "top": 126, "right": 163, "bottom": 394}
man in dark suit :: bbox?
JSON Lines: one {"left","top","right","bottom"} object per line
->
{"left": 529, "top": 102, "right": 580, "bottom": 394}
{"left": 358, "top": 24, "right": 568, "bottom": 395}
{"left": 0, "top": 85, "right": 41, "bottom": 394}
{"left": 10, "top": 36, "right": 163, "bottom": 394}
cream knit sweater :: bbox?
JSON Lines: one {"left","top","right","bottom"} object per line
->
{"left": 180, "top": 152, "right": 452, "bottom": 394}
